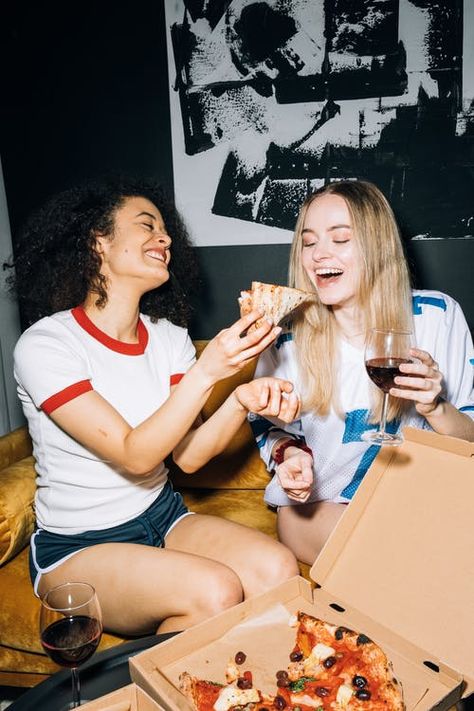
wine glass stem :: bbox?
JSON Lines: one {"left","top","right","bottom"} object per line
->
{"left": 71, "top": 667, "right": 81, "bottom": 708}
{"left": 379, "top": 393, "right": 389, "bottom": 435}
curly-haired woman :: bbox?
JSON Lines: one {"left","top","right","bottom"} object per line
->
{"left": 10, "top": 177, "right": 300, "bottom": 635}
{"left": 250, "top": 180, "right": 474, "bottom": 565}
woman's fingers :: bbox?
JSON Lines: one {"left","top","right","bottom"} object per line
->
{"left": 216, "top": 315, "right": 281, "bottom": 364}
{"left": 235, "top": 378, "right": 299, "bottom": 420}
{"left": 287, "top": 490, "right": 311, "bottom": 502}
{"left": 391, "top": 350, "right": 443, "bottom": 408}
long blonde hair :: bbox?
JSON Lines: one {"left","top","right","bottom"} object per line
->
{"left": 289, "top": 180, "right": 413, "bottom": 421}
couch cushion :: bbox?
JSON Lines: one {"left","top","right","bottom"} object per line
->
{"left": 169, "top": 442, "right": 270, "bottom": 490}
{"left": 0, "top": 425, "right": 33, "bottom": 471}
{"left": 0, "top": 456, "right": 36, "bottom": 566}
{"left": 180, "top": 487, "right": 277, "bottom": 538}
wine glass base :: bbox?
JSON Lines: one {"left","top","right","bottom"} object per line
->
{"left": 361, "top": 430, "right": 403, "bottom": 446}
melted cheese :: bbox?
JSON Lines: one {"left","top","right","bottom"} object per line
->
{"left": 213, "top": 686, "right": 260, "bottom": 711}
{"left": 336, "top": 683, "right": 354, "bottom": 707}
{"left": 290, "top": 693, "right": 323, "bottom": 708}
{"left": 310, "top": 643, "right": 335, "bottom": 661}
{"left": 288, "top": 614, "right": 298, "bottom": 627}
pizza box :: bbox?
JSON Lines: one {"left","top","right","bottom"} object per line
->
{"left": 79, "top": 683, "right": 166, "bottom": 711}
{"left": 129, "top": 428, "right": 474, "bottom": 710}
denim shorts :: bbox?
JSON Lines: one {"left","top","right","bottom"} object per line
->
{"left": 29, "top": 480, "right": 191, "bottom": 595}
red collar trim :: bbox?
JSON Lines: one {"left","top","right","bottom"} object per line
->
{"left": 71, "top": 306, "right": 149, "bottom": 355}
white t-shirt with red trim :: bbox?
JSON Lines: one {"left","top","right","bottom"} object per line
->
{"left": 13, "top": 307, "right": 196, "bottom": 534}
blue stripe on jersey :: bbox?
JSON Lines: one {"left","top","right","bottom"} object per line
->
{"left": 340, "top": 410, "right": 400, "bottom": 499}
{"left": 248, "top": 415, "right": 273, "bottom": 439}
{"left": 470, "top": 359, "right": 474, "bottom": 366}
{"left": 412, "top": 295, "right": 447, "bottom": 315}
{"left": 342, "top": 409, "right": 375, "bottom": 442}
{"left": 341, "top": 409, "right": 399, "bottom": 443}
{"left": 275, "top": 332, "right": 293, "bottom": 349}
{"left": 341, "top": 446, "right": 380, "bottom": 500}
{"left": 460, "top": 406, "right": 474, "bottom": 412}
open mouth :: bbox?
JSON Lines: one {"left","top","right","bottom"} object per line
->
{"left": 315, "top": 268, "right": 343, "bottom": 280}
{"left": 145, "top": 249, "right": 167, "bottom": 263}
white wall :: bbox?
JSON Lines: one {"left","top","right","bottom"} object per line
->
{"left": 0, "top": 156, "right": 25, "bottom": 435}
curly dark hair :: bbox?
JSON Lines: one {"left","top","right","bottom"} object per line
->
{"left": 6, "top": 176, "right": 200, "bottom": 328}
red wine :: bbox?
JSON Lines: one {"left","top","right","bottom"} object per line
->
{"left": 41, "top": 615, "right": 102, "bottom": 668}
{"left": 365, "top": 357, "right": 411, "bottom": 393}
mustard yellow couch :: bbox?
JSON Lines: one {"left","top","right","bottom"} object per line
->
{"left": 0, "top": 342, "right": 307, "bottom": 688}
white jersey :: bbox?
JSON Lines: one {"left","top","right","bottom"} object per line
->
{"left": 251, "top": 290, "right": 474, "bottom": 506}
{"left": 14, "top": 307, "right": 196, "bottom": 534}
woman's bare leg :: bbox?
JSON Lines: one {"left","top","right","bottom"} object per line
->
{"left": 277, "top": 502, "right": 347, "bottom": 565}
{"left": 38, "top": 542, "right": 244, "bottom": 635}
{"left": 165, "top": 513, "right": 299, "bottom": 597}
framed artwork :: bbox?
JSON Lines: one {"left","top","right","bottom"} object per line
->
{"left": 164, "top": 0, "right": 474, "bottom": 246}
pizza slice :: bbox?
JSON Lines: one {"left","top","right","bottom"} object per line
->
{"left": 178, "top": 612, "right": 404, "bottom": 711}
{"left": 179, "top": 671, "right": 273, "bottom": 711}
{"left": 238, "top": 281, "right": 313, "bottom": 331}
{"left": 278, "top": 611, "right": 405, "bottom": 710}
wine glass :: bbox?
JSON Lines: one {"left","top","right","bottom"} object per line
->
{"left": 40, "top": 582, "right": 103, "bottom": 709}
{"left": 362, "top": 328, "right": 414, "bottom": 446}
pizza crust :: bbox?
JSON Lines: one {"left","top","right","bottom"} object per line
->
{"left": 238, "top": 281, "right": 313, "bottom": 331}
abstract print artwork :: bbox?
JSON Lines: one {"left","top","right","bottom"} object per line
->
{"left": 164, "top": 0, "right": 474, "bottom": 246}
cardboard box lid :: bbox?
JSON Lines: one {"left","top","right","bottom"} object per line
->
{"left": 79, "top": 683, "right": 165, "bottom": 710}
{"left": 311, "top": 427, "right": 474, "bottom": 693}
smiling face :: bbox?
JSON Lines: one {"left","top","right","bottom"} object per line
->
{"left": 300, "top": 193, "right": 362, "bottom": 312}
{"left": 96, "top": 196, "right": 171, "bottom": 293}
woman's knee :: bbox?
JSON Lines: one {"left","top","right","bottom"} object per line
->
{"left": 195, "top": 566, "right": 244, "bottom": 617}
{"left": 259, "top": 541, "right": 299, "bottom": 587}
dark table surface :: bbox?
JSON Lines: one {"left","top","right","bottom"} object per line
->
{"left": 8, "top": 633, "right": 176, "bottom": 710}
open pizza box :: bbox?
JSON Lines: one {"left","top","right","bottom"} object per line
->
{"left": 130, "top": 428, "right": 474, "bottom": 710}
{"left": 79, "top": 683, "right": 166, "bottom": 711}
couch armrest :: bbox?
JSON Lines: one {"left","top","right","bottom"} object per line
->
{"left": 0, "top": 455, "right": 36, "bottom": 566}
{"left": 0, "top": 426, "right": 33, "bottom": 471}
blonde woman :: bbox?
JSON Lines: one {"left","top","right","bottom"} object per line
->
{"left": 250, "top": 180, "right": 474, "bottom": 564}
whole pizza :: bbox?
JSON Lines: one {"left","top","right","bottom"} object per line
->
{"left": 180, "top": 611, "right": 404, "bottom": 711}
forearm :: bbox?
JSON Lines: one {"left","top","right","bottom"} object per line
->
{"left": 172, "top": 391, "right": 248, "bottom": 472}
{"left": 423, "top": 399, "right": 474, "bottom": 442}
{"left": 54, "top": 361, "right": 216, "bottom": 476}
{"left": 123, "top": 363, "right": 217, "bottom": 471}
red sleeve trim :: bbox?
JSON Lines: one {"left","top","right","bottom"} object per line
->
{"left": 170, "top": 373, "right": 184, "bottom": 386}
{"left": 41, "top": 380, "right": 93, "bottom": 414}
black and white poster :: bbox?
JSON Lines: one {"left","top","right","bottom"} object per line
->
{"left": 164, "top": 0, "right": 474, "bottom": 246}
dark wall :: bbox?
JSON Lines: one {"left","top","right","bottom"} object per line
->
{"left": 0, "top": 3, "right": 174, "bottom": 220}
{"left": 1, "top": 2, "right": 473, "bottom": 339}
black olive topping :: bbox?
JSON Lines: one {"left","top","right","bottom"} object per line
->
{"left": 315, "top": 687, "right": 330, "bottom": 697}
{"left": 356, "top": 633, "right": 372, "bottom": 645}
{"left": 335, "top": 626, "right": 350, "bottom": 640}
{"left": 355, "top": 689, "right": 372, "bottom": 700}
{"left": 352, "top": 675, "right": 368, "bottom": 688}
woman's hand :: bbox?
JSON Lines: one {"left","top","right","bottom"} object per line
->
{"left": 390, "top": 347, "right": 444, "bottom": 416}
{"left": 276, "top": 448, "right": 314, "bottom": 503}
{"left": 195, "top": 311, "right": 282, "bottom": 385}
{"left": 234, "top": 377, "right": 300, "bottom": 423}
